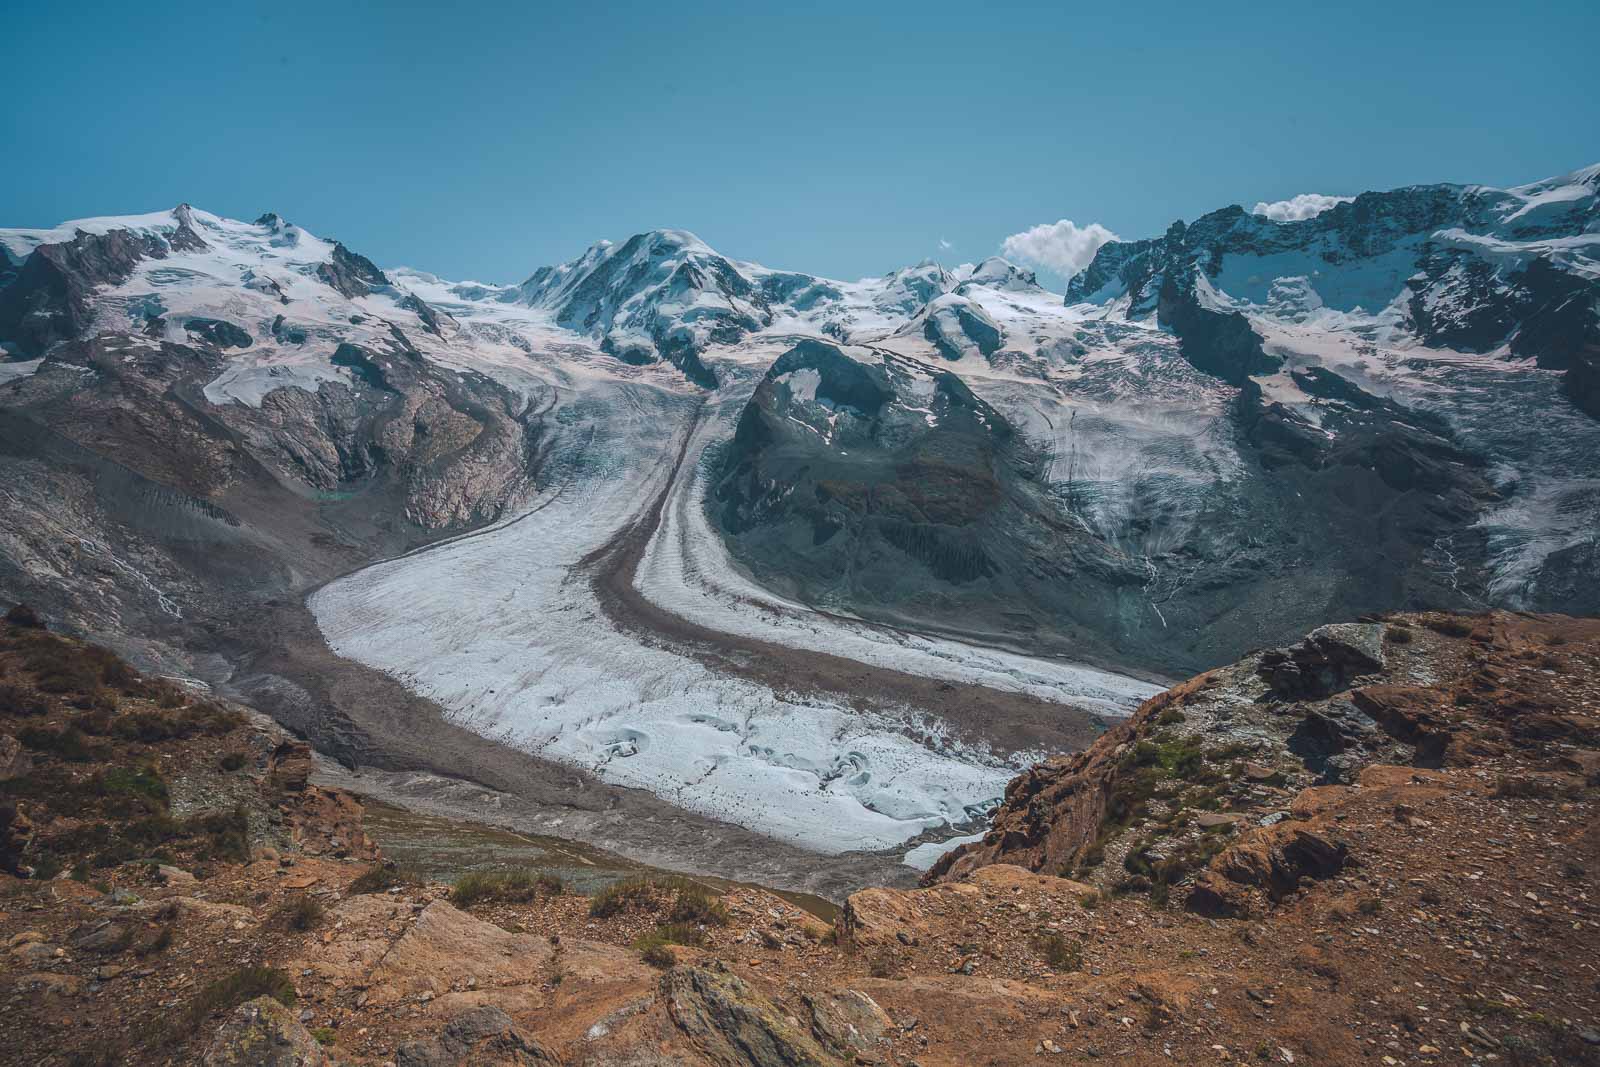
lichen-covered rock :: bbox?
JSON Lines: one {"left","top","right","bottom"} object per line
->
{"left": 395, "top": 1005, "right": 561, "bottom": 1066}
{"left": 804, "top": 988, "right": 893, "bottom": 1054}
{"left": 662, "top": 964, "right": 835, "bottom": 1067}
{"left": 0, "top": 733, "right": 32, "bottom": 781}
{"left": 201, "top": 996, "right": 336, "bottom": 1067}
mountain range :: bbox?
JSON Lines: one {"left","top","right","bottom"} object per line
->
{"left": 1, "top": 162, "right": 1597, "bottom": 883}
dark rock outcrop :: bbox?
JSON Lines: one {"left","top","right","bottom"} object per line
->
{"left": 184, "top": 317, "right": 253, "bottom": 349}
{"left": 1156, "top": 269, "right": 1280, "bottom": 384}
{"left": 399, "top": 293, "right": 450, "bottom": 336}
{"left": 1257, "top": 623, "right": 1386, "bottom": 700}
{"left": 395, "top": 1006, "right": 561, "bottom": 1066}
{"left": 0, "top": 228, "right": 164, "bottom": 354}
{"left": 662, "top": 964, "right": 834, "bottom": 1067}
{"left": 200, "top": 996, "right": 336, "bottom": 1067}
{"left": 1564, "top": 339, "right": 1600, "bottom": 418}
{"left": 168, "top": 203, "right": 211, "bottom": 253}
{"left": 921, "top": 297, "right": 1004, "bottom": 361}
{"left": 316, "top": 241, "right": 390, "bottom": 300}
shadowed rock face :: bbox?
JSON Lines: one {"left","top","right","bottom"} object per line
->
{"left": 0, "top": 229, "right": 166, "bottom": 354}
{"left": 316, "top": 241, "right": 391, "bottom": 300}
{"left": 1156, "top": 268, "right": 1280, "bottom": 385}
{"left": 1564, "top": 339, "right": 1600, "bottom": 418}
{"left": 184, "top": 318, "right": 253, "bottom": 349}
{"left": 710, "top": 341, "right": 1509, "bottom": 676}
{"left": 921, "top": 295, "right": 1004, "bottom": 361}
{"left": 710, "top": 340, "right": 1151, "bottom": 661}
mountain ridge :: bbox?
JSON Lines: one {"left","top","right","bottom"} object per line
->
{"left": 1, "top": 161, "right": 1597, "bottom": 882}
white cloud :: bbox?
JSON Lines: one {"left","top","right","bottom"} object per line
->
{"left": 938, "top": 237, "right": 952, "bottom": 250}
{"left": 1251, "top": 193, "right": 1355, "bottom": 222}
{"left": 1000, "top": 219, "right": 1118, "bottom": 278}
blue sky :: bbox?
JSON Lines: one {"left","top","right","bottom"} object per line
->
{"left": 6, "top": 0, "right": 1597, "bottom": 287}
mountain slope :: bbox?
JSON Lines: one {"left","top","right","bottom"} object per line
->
{"left": 1, "top": 162, "right": 1597, "bottom": 878}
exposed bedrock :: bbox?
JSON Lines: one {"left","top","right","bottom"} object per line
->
{"left": 929, "top": 610, "right": 1600, "bottom": 924}
{"left": 710, "top": 341, "right": 1503, "bottom": 677}
{"left": 316, "top": 240, "right": 391, "bottom": 299}
{"left": 1155, "top": 270, "right": 1280, "bottom": 385}
{"left": 0, "top": 229, "right": 165, "bottom": 354}
{"left": 0, "top": 327, "right": 540, "bottom": 734}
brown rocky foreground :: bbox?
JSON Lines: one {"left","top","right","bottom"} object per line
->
{"left": 2, "top": 609, "right": 1598, "bottom": 1065}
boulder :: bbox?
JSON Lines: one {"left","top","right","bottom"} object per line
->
{"left": 70, "top": 920, "right": 132, "bottom": 954}
{"left": 395, "top": 1005, "right": 561, "bottom": 1066}
{"left": 157, "top": 864, "right": 197, "bottom": 886}
{"left": 366, "top": 901, "right": 554, "bottom": 1004}
{"left": 1187, "top": 824, "right": 1351, "bottom": 917}
{"left": 201, "top": 996, "right": 336, "bottom": 1067}
{"left": 662, "top": 964, "right": 835, "bottom": 1067}
{"left": 1258, "top": 623, "right": 1386, "bottom": 699}
{"left": 0, "top": 733, "right": 32, "bottom": 781}
{"left": 805, "top": 988, "right": 892, "bottom": 1054}
{"left": 266, "top": 740, "right": 315, "bottom": 796}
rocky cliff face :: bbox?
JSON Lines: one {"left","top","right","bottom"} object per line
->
{"left": 709, "top": 337, "right": 1514, "bottom": 674}
{"left": 709, "top": 339, "right": 1162, "bottom": 662}
{"left": 930, "top": 611, "right": 1600, "bottom": 907}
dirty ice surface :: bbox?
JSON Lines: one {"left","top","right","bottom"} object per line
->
{"left": 310, "top": 364, "right": 1096, "bottom": 853}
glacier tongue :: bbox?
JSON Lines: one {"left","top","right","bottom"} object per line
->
{"left": 306, "top": 357, "right": 1149, "bottom": 853}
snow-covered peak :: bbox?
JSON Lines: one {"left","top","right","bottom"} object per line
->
{"left": 1, "top": 205, "right": 202, "bottom": 263}
{"left": 870, "top": 259, "right": 959, "bottom": 313}
{"left": 507, "top": 229, "right": 776, "bottom": 386}
{"left": 961, "top": 256, "right": 1042, "bottom": 293}
{"left": 1491, "top": 162, "right": 1600, "bottom": 230}
{"left": 908, "top": 292, "right": 1005, "bottom": 362}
